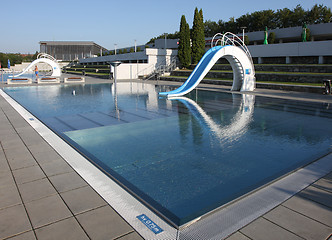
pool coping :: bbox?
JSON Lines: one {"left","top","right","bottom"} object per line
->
{"left": 1, "top": 80, "right": 331, "bottom": 239}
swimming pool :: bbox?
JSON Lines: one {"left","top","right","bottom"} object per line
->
{"left": 4, "top": 82, "right": 332, "bottom": 227}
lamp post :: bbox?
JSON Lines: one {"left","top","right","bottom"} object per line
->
{"left": 241, "top": 27, "right": 247, "bottom": 43}
{"left": 110, "top": 61, "right": 121, "bottom": 85}
{"left": 134, "top": 40, "right": 137, "bottom": 52}
{"left": 164, "top": 33, "right": 167, "bottom": 49}
{"left": 114, "top": 44, "right": 117, "bottom": 55}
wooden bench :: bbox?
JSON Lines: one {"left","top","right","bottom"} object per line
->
{"left": 64, "top": 77, "right": 85, "bottom": 83}
{"left": 37, "top": 77, "right": 60, "bottom": 84}
{"left": 7, "top": 78, "right": 32, "bottom": 84}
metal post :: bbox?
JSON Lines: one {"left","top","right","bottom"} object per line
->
{"left": 135, "top": 40, "right": 137, "bottom": 52}
{"left": 241, "top": 27, "right": 247, "bottom": 43}
{"left": 114, "top": 44, "right": 117, "bottom": 55}
{"left": 164, "top": 33, "right": 167, "bottom": 49}
{"left": 110, "top": 61, "right": 121, "bottom": 85}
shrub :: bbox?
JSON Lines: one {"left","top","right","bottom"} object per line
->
{"left": 268, "top": 32, "right": 276, "bottom": 44}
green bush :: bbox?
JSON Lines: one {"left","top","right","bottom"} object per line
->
{"left": 244, "top": 35, "right": 249, "bottom": 45}
{"left": 268, "top": 32, "right": 276, "bottom": 44}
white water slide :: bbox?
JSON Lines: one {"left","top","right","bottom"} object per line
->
{"left": 159, "top": 32, "right": 255, "bottom": 97}
{"left": 14, "top": 53, "right": 61, "bottom": 77}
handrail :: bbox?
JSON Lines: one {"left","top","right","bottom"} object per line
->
{"left": 211, "top": 32, "right": 255, "bottom": 75}
{"left": 144, "top": 57, "right": 177, "bottom": 80}
{"left": 137, "top": 56, "right": 177, "bottom": 80}
{"left": 37, "top": 53, "right": 58, "bottom": 62}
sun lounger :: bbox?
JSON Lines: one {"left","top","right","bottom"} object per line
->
{"left": 37, "top": 77, "right": 60, "bottom": 84}
{"left": 64, "top": 77, "right": 85, "bottom": 83}
{"left": 7, "top": 78, "right": 32, "bottom": 84}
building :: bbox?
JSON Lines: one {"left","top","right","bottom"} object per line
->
{"left": 39, "top": 41, "right": 108, "bottom": 61}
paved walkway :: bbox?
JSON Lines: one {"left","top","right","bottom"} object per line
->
{"left": 0, "top": 76, "right": 331, "bottom": 239}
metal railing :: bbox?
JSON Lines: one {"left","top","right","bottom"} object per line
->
{"left": 37, "top": 53, "right": 58, "bottom": 62}
{"left": 211, "top": 32, "right": 255, "bottom": 75}
{"left": 141, "top": 56, "right": 178, "bottom": 80}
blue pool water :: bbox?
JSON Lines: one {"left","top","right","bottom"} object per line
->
{"left": 4, "top": 82, "right": 332, "bottom": 226}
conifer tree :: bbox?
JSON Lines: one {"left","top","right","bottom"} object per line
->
{"left": 178, "top": 15, "right": 191, "bottom": 68}
{"left": 192, "top": 8, "right": 205, "bottom": 64}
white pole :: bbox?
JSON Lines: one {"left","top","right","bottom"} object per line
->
{"left": 114, "top": 44, "right": 117, "bottom": 55}
{"left": 241, "top": 27, "right": 247, "bottom": 43}
{"left": 135, "top": 40, "right": 137, "bottom": 52}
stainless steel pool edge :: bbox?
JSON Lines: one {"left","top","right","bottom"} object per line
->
{"left": 0, "top": 89, "right": 179, "bottom": 240}
{"left": 178, "top": 152, "right": 332, "bottom": 240}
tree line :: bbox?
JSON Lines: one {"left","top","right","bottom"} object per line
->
{"left": 204, "top": 4, "right": 331, "bottom": 37}
{"left": 149, "top": 4, "right": 331, "bottom": 43}
{"left": 0, "top": 52, "right": 38, "bottom": 68}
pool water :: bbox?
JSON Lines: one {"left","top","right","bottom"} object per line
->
{"left": 4, "top": 82, "right": 332, "bottom": 226}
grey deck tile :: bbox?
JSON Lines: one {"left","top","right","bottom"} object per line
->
{"left": 240, "top": 217, "right": 302, "bottom": 240}
{"left": 32, "top": 150, "right": 63, "bottom": 165}
{"left": 0, "top": 204, "right": 32, "bottom": 239}
{"left": 0, "top": 150, "right": 10, "bottom": 173}
{"left": 23, "top": 137, "right": 47, "bottom": 147}
{"left": 264, "top": 205, "right": 332, "bottom": 240}
{"left": 7, "top": 155, "right": 37, "bottom": 170}
{"left": 20, "top": 134, "right": 47, "bottom": 147}
{"left": 1, "top": 137, "right": 26, "bottom": 150}
{"left": 35, "top": 217, "right": 89, "bottom": 240}
{"left": 49, "top": 171, "right": 88, "bottom": 193}
{"left": 17, "top": 178, "right": 57, "bottom": 203}
{"left": 60, "top": 185, "right": 107, "bottom": 215}
{"left": 39, "top": 159, "right": 73, "bottom": 177}
{"left": 0, "top": 183, "right": 21, "bottom": 209}
{"left": 312, "top": 177, "right": 332, "bottom": 193}
{"left": 225, "top": 232, "right": 252, "bottom": 240}
{"left": 6, "top": 231, "right": 36, "bottom": 240}
{"left": 298, "top": 185, "right": 332, "bottom": 208}
{"left": 26, "top": 142, "right": 56, "bottom": 155}
{"left": 0, "top": 171, "right": 15, "bottom": 188}
{"left": 76, "top": 206, "right": 134, "bottom": 240}
{"left": 116, "top": 232, "right": 144, "bottom": 240}
{"left": 12, "top": 165, "right": 46, "bottom": 185}
{"left": 25, "top": 194, "right": 72, "bottom": 229}
{"left": 0, "top": 129, "right": 17, "bottom": 140}
{"left": 4, "top": 146, "right": 32, "bottom": 162}
{"left": 282, "top": 194, "right": 332, "bottom": 227}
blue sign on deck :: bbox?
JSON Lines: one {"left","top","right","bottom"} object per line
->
{"left": 136, "top": 214, "right": 163, "bottom": 234}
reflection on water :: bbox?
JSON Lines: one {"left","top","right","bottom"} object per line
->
{"left": 173, "top": 94, "right": 255, "bottom": 145}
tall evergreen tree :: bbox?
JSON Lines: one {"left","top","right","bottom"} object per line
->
{"left": 192, "top": 7, "right": 205, "bottom": 64}
{"left": 178, "top": 15, "right": 191, "bottom": 68}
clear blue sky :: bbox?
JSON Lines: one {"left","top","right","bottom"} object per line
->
{"left": 1, "top": 0, "right": 331, "bottom": 53}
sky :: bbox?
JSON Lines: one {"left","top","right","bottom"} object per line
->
{"left": 1, "top": 0, "right": 331, "bottom": 53}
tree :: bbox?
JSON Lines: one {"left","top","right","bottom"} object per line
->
{"left": 204, "top": 20, "right": 219, "bottom": 37}
{"left": 191, "top": 7, "right": 205, "bottom": 64}
{"left": 307, "top": 4, "right": 332, "bottom": 24}
{"left": 178, "top": 15, "right": 191, "bottom": 68}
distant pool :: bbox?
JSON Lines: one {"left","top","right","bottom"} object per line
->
{"left": 4, "top": 82, "right": 332, "bottom": 226}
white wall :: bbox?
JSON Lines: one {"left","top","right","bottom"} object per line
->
{"left": 110, "top": 49, "right": 178, "bottom": 80}
{"left": 248, "top": 40, "right": 332, "bottom": 57}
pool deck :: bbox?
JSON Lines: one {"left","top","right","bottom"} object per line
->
{"left": 0, "top": 74, "right": 331, "bottom": 240}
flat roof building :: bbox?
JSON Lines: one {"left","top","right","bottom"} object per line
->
{"left": 39, "top": 41, "right": 108, "bottom": 61}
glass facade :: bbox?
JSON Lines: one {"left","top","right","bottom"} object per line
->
{"left": 39, "top": 41, "right": 108, "bottom": 61}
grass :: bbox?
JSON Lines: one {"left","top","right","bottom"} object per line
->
{"left": 164, "top": 75, "right": 323, "bottom": 87}
{"left": 177, "top": 69, "right": 332, "bottom": 75}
